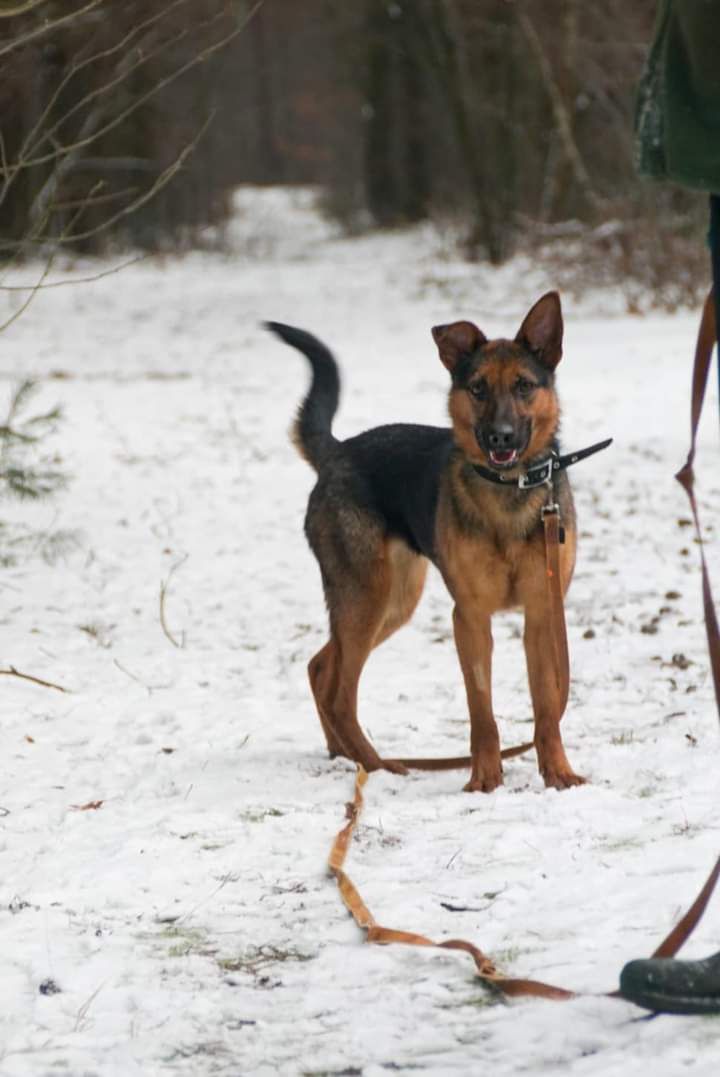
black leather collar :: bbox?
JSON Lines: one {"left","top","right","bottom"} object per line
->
{"left": 471, "top": 437, "right": 613, "bottom": 488}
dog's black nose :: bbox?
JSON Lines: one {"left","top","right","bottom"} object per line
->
{"left": 486, "top": 424, "right": 516, "bottom": 450}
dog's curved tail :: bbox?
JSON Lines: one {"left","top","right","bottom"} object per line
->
{"left": 265, "top": 322, "right": 340, "bottom": 471}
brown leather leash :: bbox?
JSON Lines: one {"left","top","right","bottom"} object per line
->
{"left": 329, "top": 767, "right": 574, "bottom": 1000}
{"left": 329, "top": 766, "right": 720, "bottom": 1001}
{"left": 675, "top": 290, "right": 720, "bottom": 721}
{"left": 542, "top": 500, "right": 570, "bottom": 719}
{"left": 386, "top": 741, "right": 534, "bottom": 772}
{"left": 326, "top": 291, "right": 720, "bottom": 1000}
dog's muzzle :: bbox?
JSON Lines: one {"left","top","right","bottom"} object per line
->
{"left": 477, "top": 421, "right": 530, "bottom": 469}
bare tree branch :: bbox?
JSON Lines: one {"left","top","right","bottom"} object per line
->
{"left": 515, "top": 6, "right": 604, "bottom": 214}
{"left": 39, "top": 113, "right": 215, "bottom": 245}
{"left": 19, "top": 4, "right": 260, "bottom": 175}
{"left": 8, "top": 0, "right": 192, "bottom": 194}
{"left": 0, "top": 180, "right": 102, "bottom": 330}
{"left": 0, "top": 0, "right": 266, "bottom": 269}
{"left": 0, "top": 0, "right": 56, "bottom": 17}
{"left": 0, "top": 255, "right": 147, "bottom": 292}
{"left": 0, "top": 253, "right": 54, "bottom": 332}
{"left": 0, "top": 0, "right": 105, "bottom": 60}
{"left": 22, "top": 6, "right": 200, "bottom": 174}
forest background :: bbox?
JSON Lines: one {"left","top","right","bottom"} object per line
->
{"left": 0, "top": 0, "right": 706, "bottom": 308}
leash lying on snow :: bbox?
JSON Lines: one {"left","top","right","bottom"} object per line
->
{"left": 388, "top": 438, "right": 612, "bottom": 773}
{"left": 327, "top": 294, "right": 720, "bottom": 998}
{"left": 329, "top": 766, "right": 720, "bottom": 1001}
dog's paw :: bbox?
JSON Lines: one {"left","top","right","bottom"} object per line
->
{"left": 463, "top": 771, "right": 503, "bottom": 794}
{"left": 542, "top": 768, "right": 586, "bottom": 790}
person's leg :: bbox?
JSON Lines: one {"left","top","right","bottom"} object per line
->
{"left": 618, "top": 201, "right": 720, "bottom": 1016}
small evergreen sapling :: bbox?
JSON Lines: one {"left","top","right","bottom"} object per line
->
{"left": 0, "top": 380, "right": 66, "bottom": 503}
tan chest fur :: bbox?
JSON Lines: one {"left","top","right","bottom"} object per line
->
{"left": 435, "top": 460, "right": 577, "bottom": 614}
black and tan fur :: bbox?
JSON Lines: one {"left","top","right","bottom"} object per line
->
{"left": 267, "top": 292, "right": 583, "bottom": 791}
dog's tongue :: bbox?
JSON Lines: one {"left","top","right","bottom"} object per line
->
{"left": 490, "top": 449, "right": 517, "bottom": 465}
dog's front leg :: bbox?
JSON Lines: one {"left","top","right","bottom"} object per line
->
{"left": 452, "top": 605, "right": 502, "bottom": 792}
{"left": 523, "top": 612, "right": 585, "bottom": 789}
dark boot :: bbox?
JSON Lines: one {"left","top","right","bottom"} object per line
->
{"left": 619, "top": 950, "right": 720, "bottom": 1015}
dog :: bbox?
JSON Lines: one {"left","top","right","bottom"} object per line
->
{"left": 267, "top": 292, "right": 583, "bottom": 791}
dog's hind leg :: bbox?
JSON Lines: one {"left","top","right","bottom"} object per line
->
{"left": 309, "top": 538, "right": 426, "bottom": 774}
{"left": 308, "top": 641, "right": 345, "bottom": 757}
{"left": 325, "top": 617, "right": 409, "bottom": 775}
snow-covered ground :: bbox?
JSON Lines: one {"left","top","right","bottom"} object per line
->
{"left": 1, "top": 187, "right": 719, "bottom": 1076}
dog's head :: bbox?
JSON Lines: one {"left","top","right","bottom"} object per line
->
{"left": 432, "top": 292, "right": 562, "bottom": 471}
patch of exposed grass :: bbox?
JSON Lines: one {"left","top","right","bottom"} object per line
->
{"left": 239, "top": 807, "right": 285, "bottom": 822}
{"left": 219, "top": 943, "right": 314, "bottom": 977}
{"left": 161, "top": 924, "right": 217, "bottom": 959}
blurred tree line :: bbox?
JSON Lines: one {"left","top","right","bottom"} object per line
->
{"left": 0, "top": 0, "right": 708, "bottom": 298}
{"left": 0, "top": 0, "right": 246, "bottom": 255}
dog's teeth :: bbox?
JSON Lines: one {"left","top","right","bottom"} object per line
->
{"left": 491, "top": 449, "right": 517, "bottom": 465}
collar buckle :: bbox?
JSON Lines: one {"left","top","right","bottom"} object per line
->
{"left": 518, "top": 456, "right": 555, "bottom": 489}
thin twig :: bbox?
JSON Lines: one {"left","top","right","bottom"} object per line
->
{"left": 0, "top": 129, "right": 8, "bottom": 184}
{"left": 0, "top": 1, "right": 105, "bottom": 60}
{"left": 0, "top": 665, "right": 70, "bottom": 693}
{"left": 28, "top": 114, "right": 214, "bottom": 247}
{"left": 0, "top": 249, "right": 53, "bottom": 332}
{"left": 0, "top": 200, "right": 54, "bottom": 327}
{"left": 0, "top": 0, "right": 53, "bottom": 16}
{"left": 0, "top": 0, "right": 266, "bottom": 262}
{"left": 25, "top": 4, "right": 200, "bottom": 168}
{"left": 0, "top": 194, "right": 51, "bottom": 281}
{"left": 49, "top": 184, "right": 141, "bottom": 211}
{"left": 176, "top": 872, "right": 236, "bottom": 925}
{"left": 0, "top": 255, "right": 147, "bottom": 292}
{"left": 0, "top": 181, "right": 102, "bottom": 332}
{"left": 17, "top": 0, "right": 191, "bottom": 169}
{"left": 18, "top": 3, "right": 264, "bottom": 174}
{"left": 159, "top": 554, "right": 188, "bottom": 649}
{"left": 112, "top": 658, "right": 172, "bottom": 693}
{"left": 73, "top": 981, "right": 105, "bottom": 1033}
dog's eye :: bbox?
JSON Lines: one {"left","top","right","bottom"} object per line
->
{"left": 514, "top": 376, "right": 535, "bottom": 395}
{"left": 468, "top": 379, "right": 488, "bottom": 401}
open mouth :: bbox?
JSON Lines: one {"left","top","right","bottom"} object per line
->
{"left": 488, "top": 448, "right": 519, "bottom": 468}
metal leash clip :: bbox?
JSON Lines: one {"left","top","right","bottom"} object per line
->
{"left": 541, "top": 500, "right": 564, "bottom": 542}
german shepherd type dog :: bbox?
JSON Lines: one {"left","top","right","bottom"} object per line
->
{"left": 267, "top": 292, "right": 583, "bottom": 792}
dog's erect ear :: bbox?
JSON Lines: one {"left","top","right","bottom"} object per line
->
{"left": 515, "top": 291, "right": 563, "bottom": 370}
{"left": 431, "top": 321, "right": 486, "bottom": 373}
